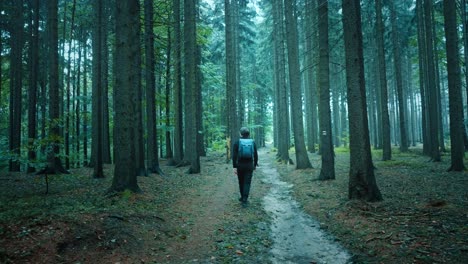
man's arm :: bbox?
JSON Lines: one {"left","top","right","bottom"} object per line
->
{"left": 232, "top": 140, "right": 238, "bottom": 168}
{"left": 254, "top": 142, "right": 258, "bottom": 167}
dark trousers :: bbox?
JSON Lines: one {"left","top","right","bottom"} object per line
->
{"left": 237, "top": 169, "right": 253, "bottom": 202}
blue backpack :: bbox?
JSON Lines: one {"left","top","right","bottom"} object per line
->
{"left": 238, "top": 139, "right": 254, "bottom": 160}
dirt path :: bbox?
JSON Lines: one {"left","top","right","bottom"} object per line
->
{"left": 152, "top": 149, "right": 350, "bottom": 263}
{"left": 260, "top": 157, "right": 350, "bottom": 263}
{"left": 150, "top": 153, "right": 272, "bottom": 263}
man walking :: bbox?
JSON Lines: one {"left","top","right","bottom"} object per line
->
{"left": 232, "top": 127, "right": 258, "bottom": 206}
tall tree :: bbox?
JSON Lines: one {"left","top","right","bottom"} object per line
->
{"left": 317, "top": 0, "right": 334, "bottom": 179}
{"left": 284, "top": 0, "right": 312, "bottom": 169}
{"left": 27, "top": 0, "right": 40, "bottom": 173}
{"left": 272, "top": 0, "right": 291, "bottom": 163}
{"left": 416, "top": 0, "right": 429, "bottom": 155}
{"left": 342, "top": 0, "right": 382, "bottom": 201}
{"left": 111, "top": 0, "right": 140, "bottom": 192}
{"left": 65, "top": 0, "right": 77, "bottom": 169}
{"left": 305, "top": 0, "right": 318, "bottom": 153}
{"left": 460, "top": 0, "right": 468, "bottom": 150}
{"left": 390, "top": 1, "right": 408, "bottom": 152}
{"left": 102, "top": 2, "right": 112, "bottom": 164}
{"left": 376, "top": 0, "right": 391, "bottom": 161}
{"left": 45, "top": 0, "right": 68, "bottom": 174}
{"left": 443, "top": 0, "right": 465, "bottom": 171}
{"left": 185, "top": 0, "right": 200, "bottom": 173}
{"left": 225, "top": 0, "right": 238, "bottom": 144}
{"left": 134, "top": 3, "right": 147, "bottom": 177}
{"left": 423, "top": 0, "right": 441, "bottom": 161}
{"left": 145, "top": 0, "right": 163, "bottom": 174}
{"left": 92, "top": 0, "right": 104, "bottom": 178}
{"left": 9, "top": 0, "right": 23, "bottom": 172}
{"left": 171, "top": 0, "right": 184, "bottom": 165}
{"left": 83, "top": 34, "right": 89, "bottom": 166}
{"left": 75, "top": 30, "right": 83, "bottom": 167}
{"left": 165, "top": 26, "right": 174, "bottom": 160}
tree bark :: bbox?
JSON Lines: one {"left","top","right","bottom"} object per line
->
{"left": 9, "top": 0, "right": 23, "bottom": 172}
{"left": 423, "top": 0, "right": 441, "bottom": 161}
{"left": 171, "top": 0, "right": 184, "bottom": 165}
{"left": 225, "top": 0, "right": 238, "bottom": 146}
{"left": 92, "top": 0, "right": 104, "bottom": 178}
{"left": 45, "top": 0, "right": 68, "bottom": 174}
{"left": 145, "top": 0, "right": 163, "bottom": 175}
{"left": 134, "top": 5, "right": 147, "bottom": 177}
{"left": 416, "top": 0, "right": 429, "bottom": 155}
{"left": 461, "top": 0, "right": 468, "bottom": 150}
{"left": 342, "top": 0, "right": 382, "bottom": 201}
{"left": 83, "top": 36, "right": 89, "bottom": 166}
{"left": 390, "top": 2, "right": 408, "bottom": 152}
{"left": 65, "top": 0, "right": 76, "bottom": 169}
{"left": 165, "top": 26, "right": 174, "bottom": 160}
{"left": 317, "top": 0, "right": 334, "bottom": 178}
{"left": 443, "top": 0, "right": 465, "bottom": 171}
{"left": 272, "top": 0, "right": 291, "bottom": 163}
{"left": 284, "top": 0, "right": 311, "bottom": 169}
{"left": 27, "top": 0, "right": 40, "bottom": 173}
{"left": 376, "top": 0, "right": 392, "bottom": 160}
{"left": 305, "top": 0, "right": 317, "bottom": 153}
{"left": 185, "top": 0, "right": 200, "bottom": 173}
{"left": 75, "top": 31, "right": 82, "bottom": 167}
{"left": 111, "top": 0, "right": 141, "bottom": 193}
{"left": 102, "top": 2, "right": 112, "bottom": 164}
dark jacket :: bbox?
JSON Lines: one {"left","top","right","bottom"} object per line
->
{"left": 232, "top": 137, "right": 258, "bottom": 170}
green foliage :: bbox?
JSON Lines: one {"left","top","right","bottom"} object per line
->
{"left": 334, "top": 147, "right": 350, "bottom": 154}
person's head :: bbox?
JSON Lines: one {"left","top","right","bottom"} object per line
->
{"left": 239, "top": 127, "right": 250, "bottom": 138}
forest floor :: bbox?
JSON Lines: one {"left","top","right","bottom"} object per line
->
{"left": 0, "top": 146, "right": 467, "bottom": 263}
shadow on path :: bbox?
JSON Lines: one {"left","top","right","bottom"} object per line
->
{"left": 260, "top": 156, "right": 351, "bottom": 264}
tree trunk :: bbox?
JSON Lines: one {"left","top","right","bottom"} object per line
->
{"left": 416, "top": 0, "right": 429, "bottom": 155}
{"left": 75, "top": 32, "right": 82, "bottom": 167}
{"left": 9, "top": 0, "right": 23, "bottom": 172}
{"left": 134, "top": 29, "right": 147, "bottom": 177}
{"left": 165, "top": 26, "right": 174, "bottom": 159}
{"left": 376, "top": 0, "right": 391, "bottom": 160}
{"left": 284, "top": 0, "right": 311, "bottom": 169}
{"left": 92, "top": 0, "right": 104, "bottom": 178}
{"left": 46, "top": 0, "right": 68, "bottom": 174}
{"left": 305, "top": 0, "right": 317, "bottom": 153}
{"left": 171, "top": 0, "right": 183, "bottom": 165}
{"left": 111, "top": 0, "right": 141, "bottom": 193}
{"left": 185, "top": 0, "right": 200, "bottom": 174}
{"left": 272, "top": 0, "right": 291, "bottom": 163}
{"left": 342, "top": 0, "right": 382, "bottom": 201}
{"left": 317, "top": 0, "right": 334, "bottom": 178}
{"left": 461, "top": 0, "right": 468, "bottom": 150}
{"left": 145, "top": 0, "right": 163, "bottom": 175}
{"left": 102, "top": 2, "right": 112, "bottom": 164}
{"left": 225, "top": 0, "right": 238, "bottom": 147}
{"left": 443, "top": 0, "right": 465, "bottom": 171}
{"left": 27, "top": 0, "right": 40, "bottom": 173}
{"left": 390, "top": 2, "right": 408, "bottom": 152}
{"left": 83, "top": 36, "right": 89, "bottom": 166}
{"left": 423, "top": 0, "right": 441, "bottom": 161}
{"left": 65, "top": 0, "right": 76, "bottom": 169}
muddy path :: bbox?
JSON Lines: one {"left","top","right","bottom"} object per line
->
{"left": 146, "top": 149, "right": 350, "bottom": 264}
{"left": 260, "top": 152, "right": 351, "bottom": 264}
{"left": 160, "top": 148, "right": 351, "bottom": 263}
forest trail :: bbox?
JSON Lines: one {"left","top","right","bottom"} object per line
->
{"left": 260, "top": 157, "right": 351, "bottom": 263}
{"left": 155, "top": 148, "right": 351, "bottom": 263}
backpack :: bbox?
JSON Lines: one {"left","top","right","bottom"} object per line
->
{"left": 238, "top": 139, "right": 254, "bottom": 160}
